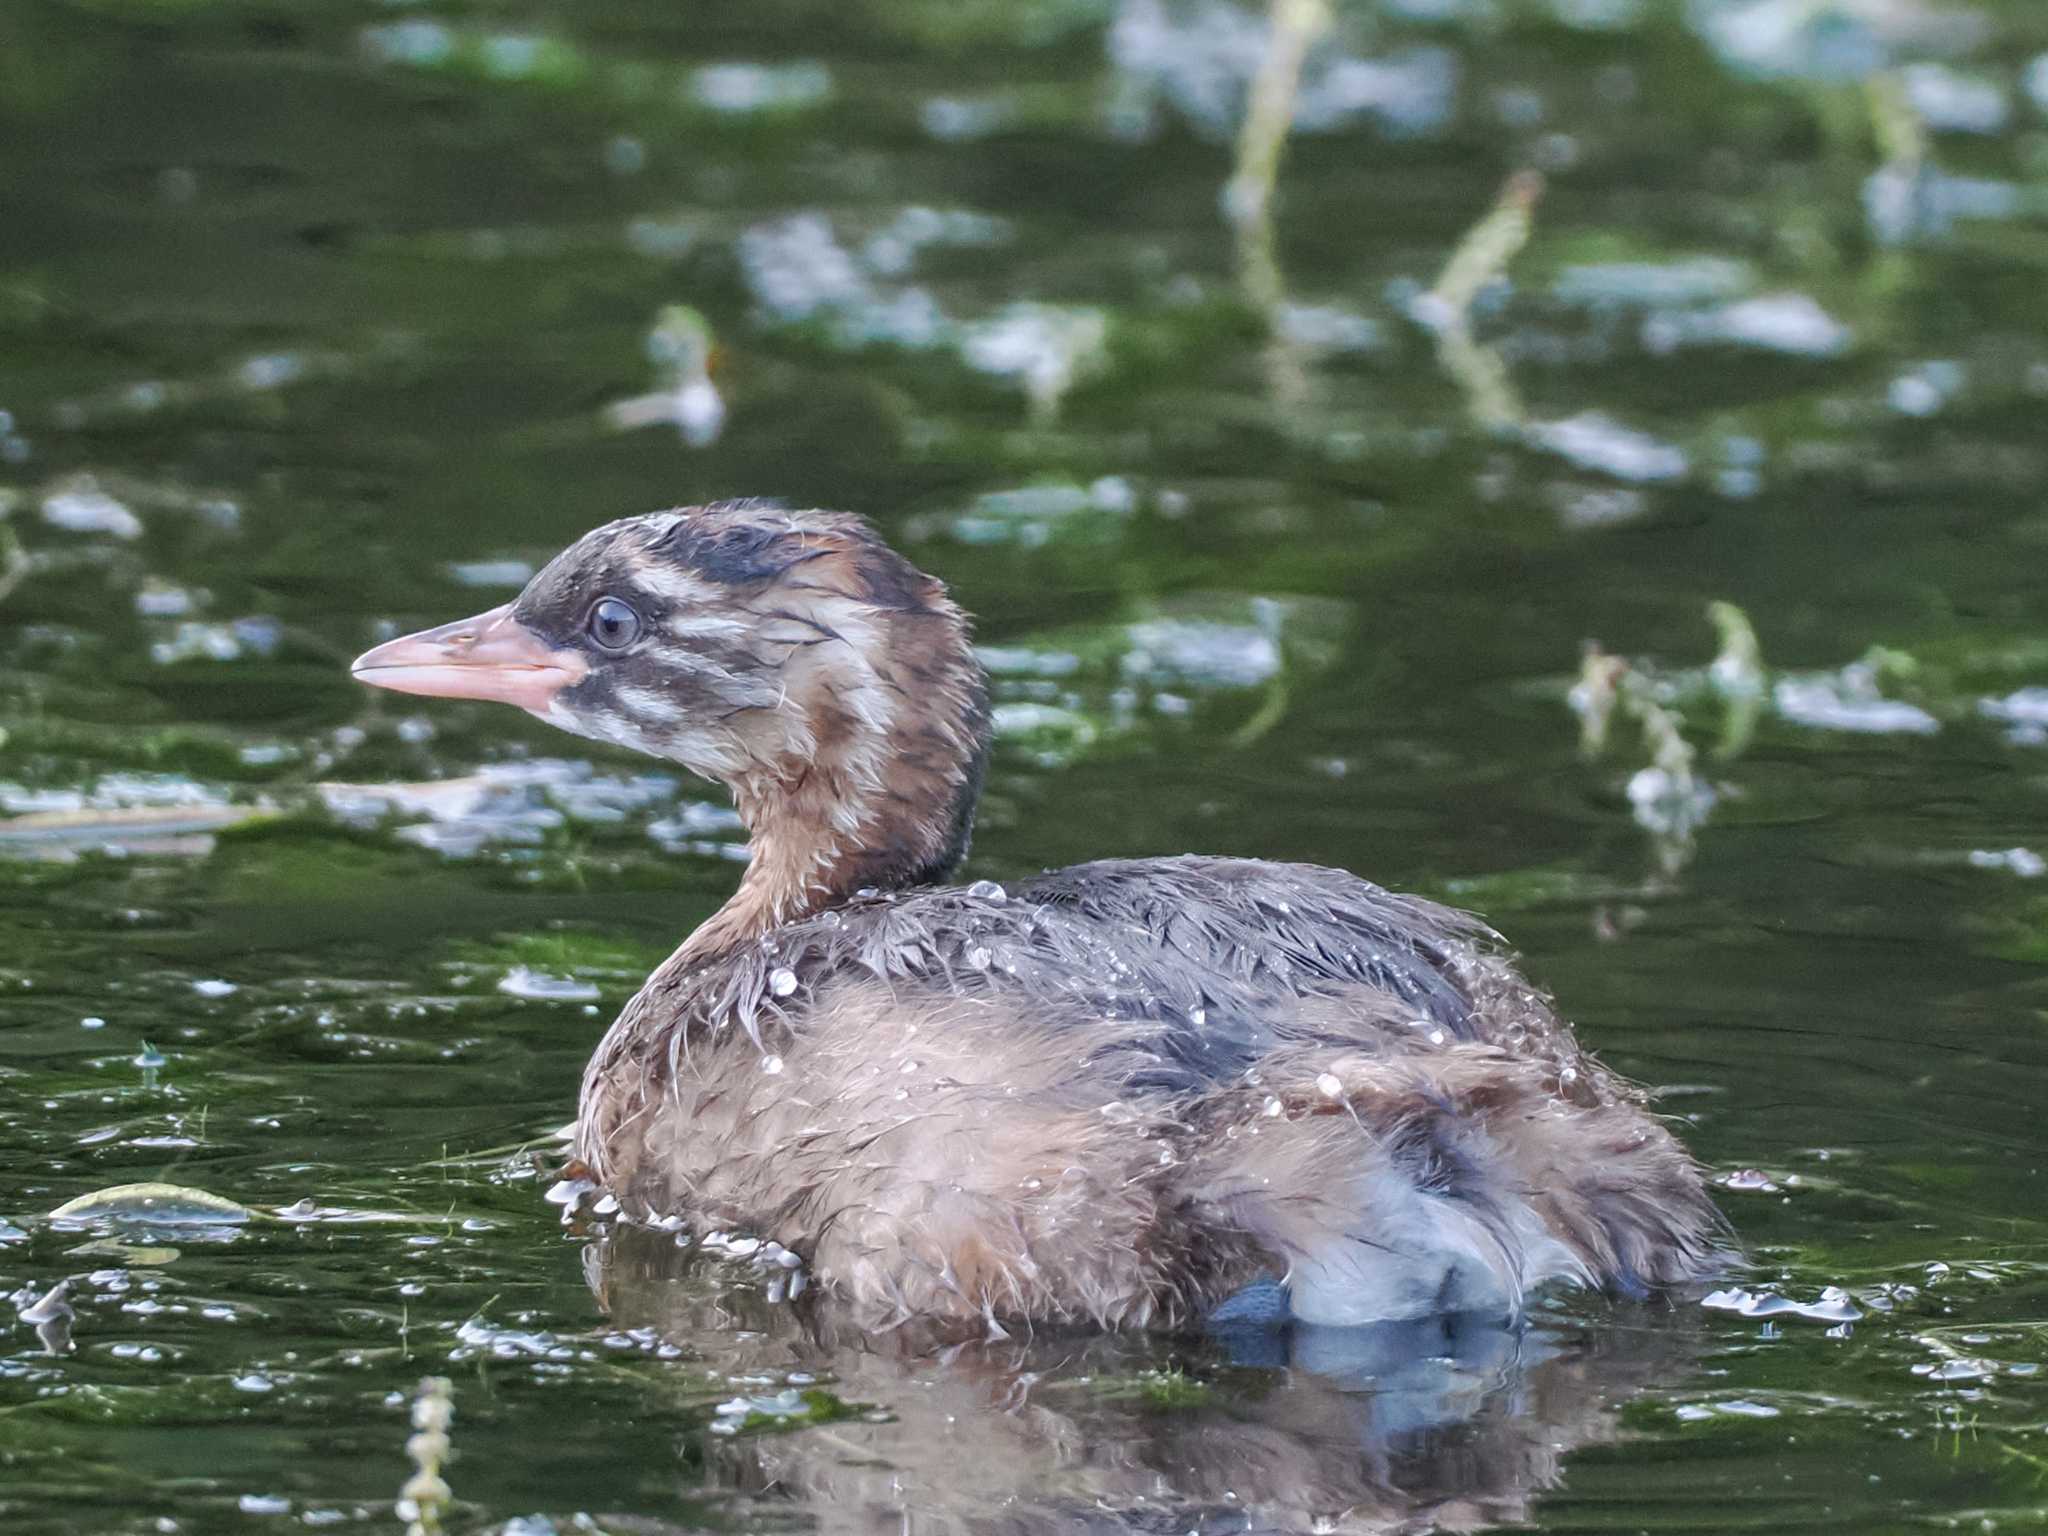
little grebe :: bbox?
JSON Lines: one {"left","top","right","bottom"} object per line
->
{"left": 353, "top": 503, "right": 1724, "bottom": 1332}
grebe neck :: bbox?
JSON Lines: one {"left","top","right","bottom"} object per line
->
{"left": 676, "top": 615, "right": 990, "bottom": 964}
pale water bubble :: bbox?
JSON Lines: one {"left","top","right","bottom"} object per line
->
{"left": 1722, "top": 1168, "right": 1781, "bottom": 1193}
{"left": 1913, "top": 1358, "right": 2001, "bottom": 1382}
{"left": 448, "top": 559, "right": 533, "bottom": 588}
{"left": 1773, "top": 674, "right": 1938, "bottom": 736}
{"left": 759, "top": 1055, "right": 784, "bottom": 1076}
{"left": 1315, "top": 1072, "right": 1344, "bottom": 1100}
{"left": 1703, "top": 1286, "right": 1862, "bottom": 1324}
{"left": 966, "top": 879, "right": 1007, "bottom": 902}
{"left": 768, "top": 967, "right": 798, "bottom": 997}
{"left": 1528, "top": 412, "right": 1689, "bottom": 483}
{"left": 1968, "top": 848, "right": 2045, "bottom": 878}
{"left": 42, "top": 485, "right": 143, "bottom": 539}
{"left": 498, "top": 968, "right": 599, "bottom": 1003}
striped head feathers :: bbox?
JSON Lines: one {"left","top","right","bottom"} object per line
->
{"left": 354, "top": 503, "right": 991, "bottom": 942}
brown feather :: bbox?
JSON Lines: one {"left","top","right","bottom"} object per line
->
{"left": 446, "top": 504, "right": 1727, "bottom": 1329}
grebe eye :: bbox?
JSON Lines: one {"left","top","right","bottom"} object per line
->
{"left": 587, "top": 597, "right": 640, "bottom": 652}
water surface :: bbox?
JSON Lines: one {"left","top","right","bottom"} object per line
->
{"left": 4, "top": 1, "right": 2047, "bottom": 1531}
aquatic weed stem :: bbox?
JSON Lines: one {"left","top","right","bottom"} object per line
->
{"left": 397, "top": 1375, "right": 454, "bottom": 1535}
{"left": 1226, "top": 0, "right": 1329, "bottom": 321}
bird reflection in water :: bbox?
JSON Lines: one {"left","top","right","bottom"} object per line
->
{"left": 583, "top": 1223, "right": 1700, "bottom": 1535}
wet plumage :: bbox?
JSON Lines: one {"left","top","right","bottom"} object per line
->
{"left": 353, "top": 502, "right": 1726, "bottom": 1334}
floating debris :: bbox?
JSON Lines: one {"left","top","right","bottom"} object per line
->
{"left": 447, "top": 559, "right": 533, "bottom": 588}
{"left": 454, "top": 1317, "right": 564, "bottom": 1360}
{"left": 647, "top": 799, "right": 747, "bottom": 856}
{"left": 1886, "top": 359, "right": 1964, "bottom": 418}
{"left": 1123, "top": 616, "right": 1282, "bottom": 689}
{"left": 359, "top": 22, "right": 587, "bottom": 88}
{"left": 1912, "top": 1356, "right": 2004, "bottom": 1382}
{"left": 149, "top": 617, "right": 283, "bottom": 666}
{"left": 1899, "top": 63, "right": 2007, "bottom": 136}
{"left": 919, "top": 479, "right": 1133, "bottom": 549}
{"left": 1979, "top": 687, "right": 2048, "bottom": 745}
{"left": 1703, "top": 1285, "right": 1863, "bottom": 1324}
{"left": 1642, "top": 292, "right": 1852, "bottom": 359}
{"left": 1528, "top": 412, "right": 1688, "bottom": 484}
{"left": 0, "top": 800, "right": 271, "bottom": 863}
{"left": 1979, "top": 687, "right": 2048, "bottom": 725}
{"left": 921, "top": 94, "right": 1018, "bottom": 141}
{"left": 687, "top": 61, "right": 833, "bottom": 116}
{"left": 50, "top": 1182, "right": 252, "bottom": 1226}
{"left": 1274, "top": 302, "right": 1384, "bottom": 353}
{"left": 134, "top": 580, "right": 197, "bottom": 618}
{"left": 1967, "top": 847, "right": 2045, "bottom": 878}
{"left": 602, "top": 306, "right": 725, "bottom": 448}
{"left": 16, "top": 1279, "right": 75, "bottom": 1354}
{"left": 960, "top": 303, "right": 1110, "bottom": 422}
{"left": 1773, "top": 668, "right": 1938, "bottom": 736}
{"left": 991, "top": 702, "right": 1100, "bottom": 766}
{"left": 1720, "top": 1167, "right": 1781, "bottom": 1193}
{"left": 41, "top": 483, "right": 143, "bottom": 539}
{"left": 739, "top": 213, "right": 903, "bottom": 328}
{"left": 1675, "top": 1397, "right": 1781, "bottom": 1421}
{"left": 498, "top": 968, "right": 601, "bottom": 1004}
{"left": 978, "top": 645, "right": 1082, "bottom": 678}
{"left": 542, "top": 1173, "right": 596, "bottom": 1213}
{"left": 1688, "top": 0, "right": 1910, "bottom": 83}
{"left": 321, "top": 761, "right": 690, "bottom": 857}
{"left": 359, "top": 19, "right": 455, "bottom": 69}
{"left": 862, "top": 206, "right": 1009, "bottom": 278}
{"left": 1552, "top": 257, "right": 1753, "bottom": 310}
{"left": 1108, "top": 0, "right": 1457, "bottom": 143}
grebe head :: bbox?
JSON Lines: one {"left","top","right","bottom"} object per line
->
{"left": 353, "top": 503, "right": 991, "bottom": 940}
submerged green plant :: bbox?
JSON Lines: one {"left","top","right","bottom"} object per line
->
{"left": 1423, "top": 171, "right": 1544, "bottom": 434}
{"left": 1091, "top": 1366, "right": 1214, "bottom": 1411}
{"left": 1226, "top": 0, "right": 1329, "bottom": 320}
{"left": 1571, "top": 601, "right": 1766, "bottom": 879}
{"left": 1706, "top": 601, "right": 1765, "bottom": 758}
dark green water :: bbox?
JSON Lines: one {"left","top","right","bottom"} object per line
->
{"left": 4, "top": 1, "right": 2047, "bottom": 1531}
